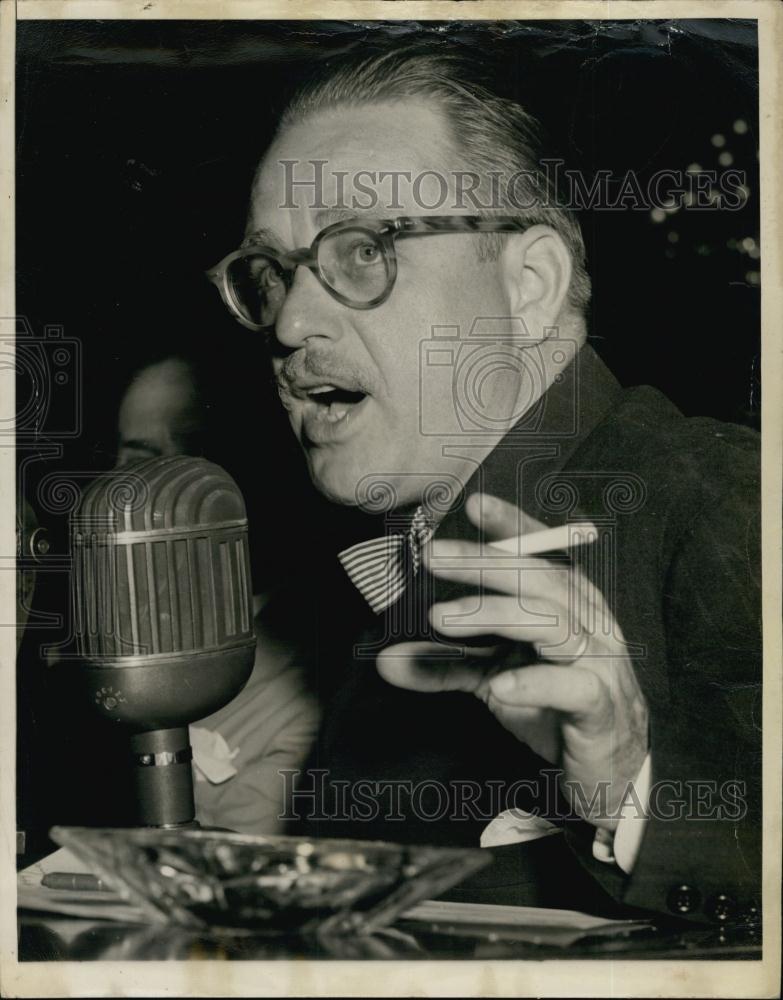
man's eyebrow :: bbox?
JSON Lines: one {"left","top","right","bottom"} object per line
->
{"left": 243, "top": 207, "right": 389, "bottom": 251}
{"left": 241, "top": 225, "right": 287, "bottom": 250}
{"left": 313, "top": 207, "right": 386, "bottom": 229}
{"left": 119, "top": 439, "right": 163, "bottom": 455}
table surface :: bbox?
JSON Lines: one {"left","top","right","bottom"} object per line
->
{"left": 17, "top": 911, "right": 762, "bottom": 962}
{"left": 16, "top": 840, "right": 763, "bottom": 962}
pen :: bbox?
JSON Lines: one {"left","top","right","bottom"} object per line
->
{"left": 41, "top": 871, "right": 112, "bottom": 892}
{"left": 489, "top": 522, "right": 599, "bottom": 556}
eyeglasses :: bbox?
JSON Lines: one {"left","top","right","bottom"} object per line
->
{"left": 206, "top": 215, "right": 528, "bottom": 333}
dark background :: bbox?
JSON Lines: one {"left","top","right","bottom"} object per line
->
{"left": 15, "top": 19, "right": 761, "bottom": 855}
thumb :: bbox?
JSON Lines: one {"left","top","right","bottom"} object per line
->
{"left": 488, "top": 663, "right": 605, "bottom": 721}
{"left": 466, "top": 492, "right": 547, "bottom": 543}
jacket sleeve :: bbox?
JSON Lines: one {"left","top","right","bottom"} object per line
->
{"left": 568, "top": 467, "right": 762, "bottom": 923}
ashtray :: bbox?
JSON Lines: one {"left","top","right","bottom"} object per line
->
{"left": 50, "top": 826, "right": 489, "bottom": 937}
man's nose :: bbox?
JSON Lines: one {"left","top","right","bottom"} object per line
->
{"left": 273, "top": 265, "right": 343, "bottom": 351}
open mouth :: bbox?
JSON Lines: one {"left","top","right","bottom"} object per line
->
{"left": 305, "top": 385, "right": 368, "bottom": 423}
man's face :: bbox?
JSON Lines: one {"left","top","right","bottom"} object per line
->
{"left": 248, "top": 101, "right": 518, "bottom": 506}
{"left": 116, "top": 358, "right": 202, "bottom": 467}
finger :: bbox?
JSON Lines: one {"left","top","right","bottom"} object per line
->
{"left": 426, "top": 539, "right": 607, "bottom": 625}
{"left": 377, "top": 641, "right": 494, "bottom": 696}
{"left": 431, "top": 592, "right": 592, "bottom": 646}
{"left": 426, "top": 540, "right": 564, "bottom": 594}
{"left": 488, "top": 663, "right": 607, "bottom": 721}
{"left": 466, "top": 492, "right": 548, "bottom": 541}
{"left": 432, "top": 596, "right": 609, "bottom": 662}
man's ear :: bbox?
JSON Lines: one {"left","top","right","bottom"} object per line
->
{"left": 500, "top": 224, "right": 573, "bottom": 325}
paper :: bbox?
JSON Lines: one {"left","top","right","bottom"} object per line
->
{"left": 401, "top": 900, "right": 654, "bottom": 948}
{"left": 17, "top": 846, "right": 92, "bottom": 888}
{"left": 479, "top": 809, "right": 562, "bottom": 848}
{"left": 17, "top": 847, "right": 144, "bottom": 923}
{"left": 190, "top": 726, "right": 240, "bottom": 785}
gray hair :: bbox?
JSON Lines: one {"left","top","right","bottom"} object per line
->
{"left": 279, "top": 51, "right": 591, "bottom": 316}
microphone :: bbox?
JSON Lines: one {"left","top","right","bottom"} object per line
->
{"left": 16, "top": 496, "right": 50, "bottom": 651}
{"left": 70, "top": 456, "right": 256, "bottom": 828}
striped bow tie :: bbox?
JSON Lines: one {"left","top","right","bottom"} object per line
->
{"left": 338, "top": 506, "right": 435, "bottom": 613}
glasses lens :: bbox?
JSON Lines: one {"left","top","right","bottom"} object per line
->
{"left": 318, "top": 228, "right": 390, "bottom": 304}
{"left": 226, "top": 252, "right": 289, "bottom": 329}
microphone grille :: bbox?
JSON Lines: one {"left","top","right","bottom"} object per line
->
{"left": 72, "top": 456, "right": 255, "bottom": 660}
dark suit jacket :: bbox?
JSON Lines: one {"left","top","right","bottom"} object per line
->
{"left": 289, "top": 344, "right": 761, "bottom": 925}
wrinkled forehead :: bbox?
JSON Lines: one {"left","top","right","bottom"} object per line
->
{"left": 246, "top": 100, "right": 458, "bottom": 238}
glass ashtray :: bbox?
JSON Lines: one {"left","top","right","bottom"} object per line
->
{"left": 50, "top": 826, "right": 489, "bottom": 938}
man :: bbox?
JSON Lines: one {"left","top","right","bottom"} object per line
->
{"left": 208, "top": 52, "right": 760, "bottom": 921}
{"left": 116, "top": 356, "right": 205, "bottom": 467}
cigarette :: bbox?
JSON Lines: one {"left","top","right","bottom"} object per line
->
{"left": 489, "top": 522, "right": 599, "bottom": 556}
{"left": 41, "top": 871, "right": 111, "bottom": 892}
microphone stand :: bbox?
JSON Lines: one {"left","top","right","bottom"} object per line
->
{"left": 130, "top": 727, "right": 199, "bottom": 828}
